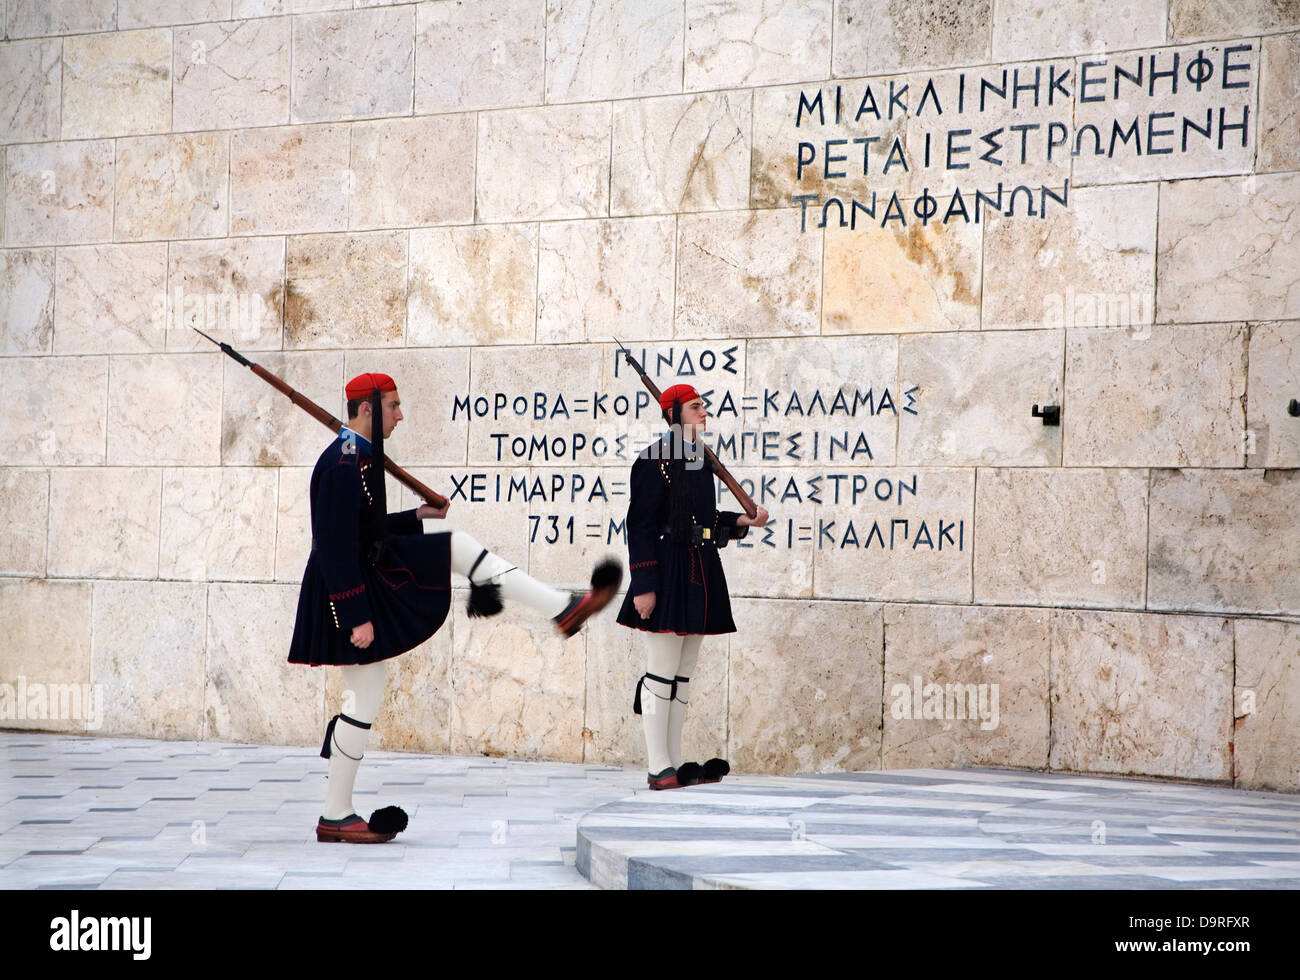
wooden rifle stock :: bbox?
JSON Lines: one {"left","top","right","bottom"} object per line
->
{"left": 614, "top": 339, "right": 758, "bottom": 519}
{"left": 193, "top": 328, "right": 449, "bottom": 509}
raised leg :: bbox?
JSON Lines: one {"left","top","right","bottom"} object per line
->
{"left": 450, "top": 531, "right": 568, "bottom": 617}
{"left": 450, "top": 530, "right": 622, "bottom": 636}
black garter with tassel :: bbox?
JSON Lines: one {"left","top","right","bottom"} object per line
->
{"left": 320, "top": 713, "right": 372, "bottom": 759}
{"left": 632, "top": 673, "right": 677, "bottom": 716}
{"left": 465, "top": 549, "right": 504, "bottom": 618}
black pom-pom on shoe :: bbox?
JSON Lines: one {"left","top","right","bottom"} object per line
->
{"left": 591, "top": 558, "right": 622, "bottom": 590}
{"left": 367, "top": 805, "right": 408, "bottom": 836}
{"left": 700, "top": 758, "right": 730, "bottom": 783}
{"left": 466, "top": 580, "right": 504, "bottom": 618}
{"left": 675, "top": 761, "right": 703, "bottom": 787}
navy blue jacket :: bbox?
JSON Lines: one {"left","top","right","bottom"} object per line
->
{"left": 288, "top": 432, "right": 451, "bottom": 666}
{"left": 616, "top": 435, "right": 744, "bottom": 635}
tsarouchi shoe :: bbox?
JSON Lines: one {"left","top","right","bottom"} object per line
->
{"left": 315, "top": 806, "right": 408, "bottom": 843}
{"left": 555, "top": 559, "right": 623, "bottom": 637}
{"left": 647, "top": 767, "right": 680, "bottom": 790}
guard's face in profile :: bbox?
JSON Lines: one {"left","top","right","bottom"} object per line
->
{"left": 379, "top": 391, "right": 403, "bottom": 438}
{"left": 680, "top": 398, "right": 707, "bottom": 434}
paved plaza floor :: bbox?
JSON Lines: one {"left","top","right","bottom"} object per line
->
{"left": 3, "top": 732, "right": 1299, "bottom": 890}
{"left": 578, "top": 768, "right": 1300, "bottom": 889}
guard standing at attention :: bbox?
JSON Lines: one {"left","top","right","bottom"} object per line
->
{"left": 616, "top": 383, "right": 768, "bottom": 789}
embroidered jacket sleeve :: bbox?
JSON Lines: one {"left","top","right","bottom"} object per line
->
{"left": 312, "top": 458, "right": 374, "bottom": 631}
{"left": 626, "top": 454, "right": 668, "bottom": 596}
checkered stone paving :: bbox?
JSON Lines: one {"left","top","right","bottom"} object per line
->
{"left": 6, "top": 734, "right": 1299, "bottom": 890}
{"left": 0, "top": 732, "right": 643, "bottom": 889}
{"left": 575, "top": 769, "right": 1300, "bottom": 889}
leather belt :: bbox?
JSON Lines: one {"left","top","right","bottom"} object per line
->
{"left": 661, "top": 524, "right": 715, "bottom": 544}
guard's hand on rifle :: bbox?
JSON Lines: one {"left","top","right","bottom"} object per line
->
{"left": 738, "top": 505, "right": 770, "bottom": 528}
{"left": 351, "top": 622, "right": 374, "bottom": 648}
{"left": 417, "top": 502, "right": 450, "bottom": 520}
{"left": 634, "top": 592, "right": 656, "bottom": 620}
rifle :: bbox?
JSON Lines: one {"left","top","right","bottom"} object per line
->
{"left": 193, "top": 327, "right": 450, "bottom": 510}
{"left": 614, "top": 338, "right": 758, "bottom": 520}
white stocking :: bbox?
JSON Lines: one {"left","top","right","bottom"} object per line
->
{"left": 641, "top": 633, "right": 685, "bottom": 775}
{"left": 667, "top": 635, "right": 703, "bottom": 769}
{"left": 450, "top": 531, "right": 568, "bottom": 618}
{"left": 322, "top": 661, "right": 387, "bottom": 820}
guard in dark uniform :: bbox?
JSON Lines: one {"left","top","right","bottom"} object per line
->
{"left": 616, "top": 384, "right": 768, "bottom": 789}
{"left": 293, "top": 373, "right": 621, "bottom": 842}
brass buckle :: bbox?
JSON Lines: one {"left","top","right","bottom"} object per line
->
{"left": 701, "top": 527, "right": 712, "bottom": 540}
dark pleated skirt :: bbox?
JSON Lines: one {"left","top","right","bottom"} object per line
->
{"left": 616, "top": 541, "right": 736, "bottom": 636}
{"left": 288, "top": 532, "right": 453, "bottom": 666}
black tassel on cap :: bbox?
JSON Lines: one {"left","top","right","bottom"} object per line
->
{"left": 367, "top": 388, "right": 388, "bottom": 539}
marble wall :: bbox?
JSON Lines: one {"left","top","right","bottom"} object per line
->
{"left": 1, "top": 0, "right": 1297, "bottom": 793}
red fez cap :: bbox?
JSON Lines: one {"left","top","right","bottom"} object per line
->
{"left": 658, "top": 383, "right": 700, "bottom": 411}
{"left": 345, "top": 372, "right": 397, "bottom": 400}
